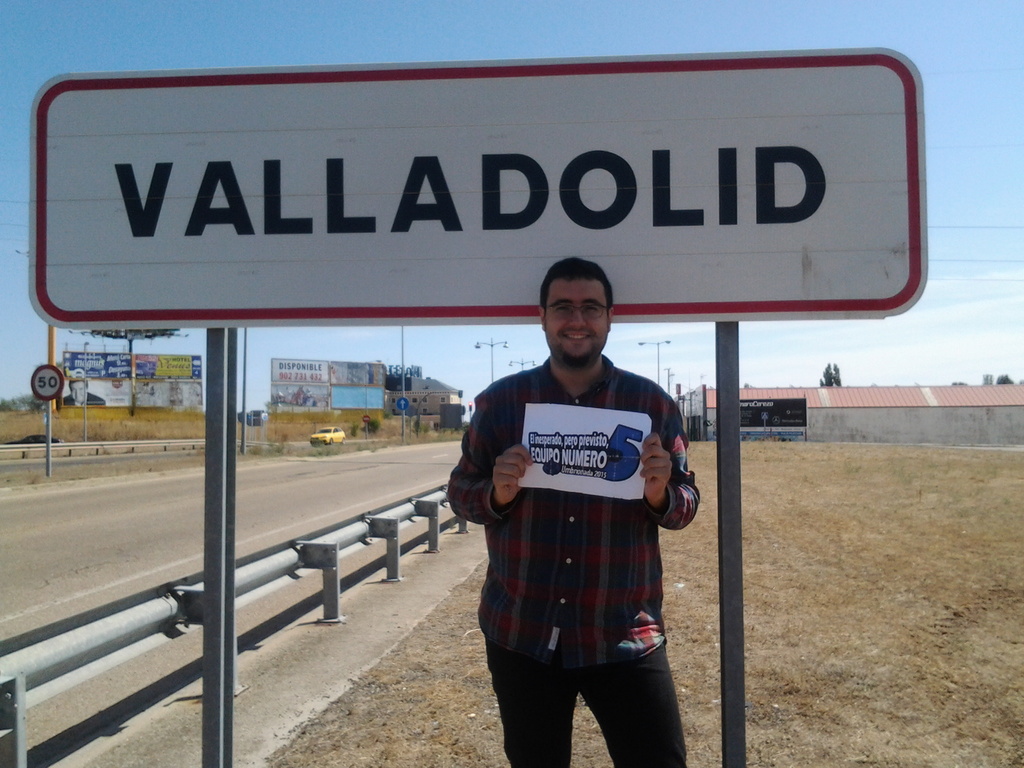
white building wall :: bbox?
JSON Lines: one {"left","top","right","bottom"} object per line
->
{"left": 707, "top": 406, "right": 1024, "bottom": 445}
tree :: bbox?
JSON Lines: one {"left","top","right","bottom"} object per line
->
{"left": 996, "top": 375, "right": 1016, "bottom": 385}
{"left": 0, "top": 394, "right": 46, "bottom": 412}
{"left": 820, "top": 363, "right": 842, "bottom": 387}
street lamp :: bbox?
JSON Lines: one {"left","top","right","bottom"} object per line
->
{"left": 509, "top": 358, "right": 535, "bottom": 371}
{"left": 638, "top": 340, "right": 670, "bottom": 389}
{"left": 475, "top": 338, "right": 508, "bottom": 382}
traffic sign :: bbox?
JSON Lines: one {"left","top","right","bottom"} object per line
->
{"left": 31, "top": 50, "right": 925, "bottom": 328}
{"left": 362, "top": 414, "right": 372, "bottom": 424}
{"left": 31, "top": 364, "right": 65, "bottom": 401}
{"left": 396, "top": 397, "right": 410, "bottom": 411}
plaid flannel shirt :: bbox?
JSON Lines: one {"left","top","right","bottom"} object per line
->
{"left": 448, "top": 357, "right": 699, "bottom": 668}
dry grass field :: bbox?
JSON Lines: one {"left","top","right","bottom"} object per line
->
{"left": 268, "top": 442, "right": 1024, "bottom": 768}
{"left": 0, "top": 409, "right": 434, "bottom": 446}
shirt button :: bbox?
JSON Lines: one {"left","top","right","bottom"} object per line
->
{"left": 560, "top": 598, "right": 567, "bottom": 604}
{"left": 565, "top": 557, "right": 572, "bottom": 564}
{"left": 568, "top": 516, "right": 575, "bottom": 523}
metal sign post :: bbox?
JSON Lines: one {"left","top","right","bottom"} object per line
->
{"left": 44, "top": 411, "right": 52, "bottom": 478}
{"left": 715, "top": 322, "right": 746, "bottom": 766}
{"left": 30, "top": 364, "right": 64, "bottom": 478}
{"left": 202, "top": 329, "right": 237, "bottom": 768}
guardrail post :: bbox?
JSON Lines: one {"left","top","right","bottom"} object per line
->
{"left": 367, "top": 516, "right": 402, "bottom": 582}
{"left": 0, "top": 485, "right": 444, "bottom": 766}
{"left": 296, "top": 541, "right": 345, "bottom": 623}
{"left": 0, "top": 673, "right": 27, "bottom": 768}
{"left": 414, "top": 498, "right": 441, "bottom": 553}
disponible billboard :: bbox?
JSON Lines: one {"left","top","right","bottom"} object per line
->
{"left": 271, "top": 358, "right": 384, "bottom": 410}
{"left": 271, "top": 359, "right": 329, "bottom": 385}
{"left": 32, "top": 50, "right": 925, "bottom": 328}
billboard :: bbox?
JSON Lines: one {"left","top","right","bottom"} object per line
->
{"left": 62, "top": 377, "right": 203, "bottom": 408}
{"left": 135, "top": 354, "right": 202, "bottom": 379}
{"left": 61, "top": 378, "right": 132, "bottom": 407}
{"left": 331, "top": 386, "right": 385, "bottom": 410}
{"left": 59, "top": 350, "right": 203, "bottom": 408}
{"left": 271, "top": 359, "right": 330, "bottom": 385}
{"left": 134, "top": 380, "right": 203, "bottom": 408}
{"left": 740, "top": 398, "right": 808, "bottom": 441}
{"left": 271, "top": 358, "right": 383, "bottom": 410}
{"left": 740, "top": 398, "right": 808, "bottom": 428}
{"left": 62, "top": 351, "right": 132, "bottom": 379}
{"left": 270, "top": 384, "right": 330, "bottom": 408}
{"left": 330, "top": 361, "right": 386, "bottom": 386}
{"left": 32, "top": 50, "right": 925, "bottom": 328}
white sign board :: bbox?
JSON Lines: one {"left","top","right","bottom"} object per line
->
{"left": 31, "top": 49, "right": 925, "bottom": 329}
{"left": 521, "top": 404, "right": 651, "bottom": 500}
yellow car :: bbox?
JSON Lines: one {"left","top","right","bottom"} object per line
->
{"left": 310, "top": 427, "right": 346, "bottom": 445}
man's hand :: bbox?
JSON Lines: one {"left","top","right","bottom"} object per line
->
{"left": 639, "top": 434, "right": 672, "bottom": 512}
{"left": 492, "top": 444, "right": 533, "bottom": 510}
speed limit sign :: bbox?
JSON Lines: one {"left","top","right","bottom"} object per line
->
{"left": 31, "top": 364, "right": 65, "bottom": 401}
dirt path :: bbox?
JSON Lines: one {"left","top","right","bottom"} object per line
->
{"left": 267, "top": 443, "right": 1024, "bottom": 767}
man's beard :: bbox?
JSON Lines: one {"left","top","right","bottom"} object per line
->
{"left": 556, "top": 349, "right": 600, "bottom": 370}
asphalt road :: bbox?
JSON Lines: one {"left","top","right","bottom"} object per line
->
{"left": 0, "top": 445, "right": 201, "bottom": 478}
{"left": 0, "top": 442, "right": 463, "bottom": 639}
{"left": 1, "top": 442, "right": 468, "bottom": 763}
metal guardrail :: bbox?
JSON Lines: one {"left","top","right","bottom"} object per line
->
{"left": 0, "top": 486, "right": 465, "bottom": 768}
{"left": 0, "top": 439, "right": 205, "bottom": 461}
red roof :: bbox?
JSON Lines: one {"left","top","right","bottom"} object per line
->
{"left": 704, "top": 385, "right": 1024, "bottom": 408}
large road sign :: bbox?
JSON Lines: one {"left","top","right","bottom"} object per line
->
{"left": 31, "top": 49, "right": 925, "bottom": 328}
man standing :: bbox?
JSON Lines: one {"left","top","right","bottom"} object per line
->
{"left": 448, "top": 257, "right": 700, "bottom": 768}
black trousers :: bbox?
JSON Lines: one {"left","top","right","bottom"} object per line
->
{"left": 485, "top": 639, "right": 688, "bottom": 768}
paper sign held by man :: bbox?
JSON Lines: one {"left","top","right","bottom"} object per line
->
{"left": 520, "top": 403, "right": 652, "bottom": 500}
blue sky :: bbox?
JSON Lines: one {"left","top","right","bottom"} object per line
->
{"left": 2, "top": 1, "right": 1022, "bottom": 411}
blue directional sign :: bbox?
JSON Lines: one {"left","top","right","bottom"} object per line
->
{"left": 396, "top": 397, "right": 410, "bottom": 412}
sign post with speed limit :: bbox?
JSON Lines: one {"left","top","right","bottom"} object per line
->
{"left": 31, "top": 364, "right": 65, "bottom": 477}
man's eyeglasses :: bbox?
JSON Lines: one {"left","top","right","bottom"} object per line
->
{"left": 545, "top": 302, "right": 608, "bottom": 320}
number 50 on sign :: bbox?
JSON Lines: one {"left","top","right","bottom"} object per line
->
{"left": 31, "top": 364, "right": 65, "bottom": 401}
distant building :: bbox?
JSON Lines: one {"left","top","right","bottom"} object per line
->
{"left": 694, "top": 385, "right": 1024, "bottom": 446}
{"left": 385, "top": 374, "right": 464, "bottom": 428}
